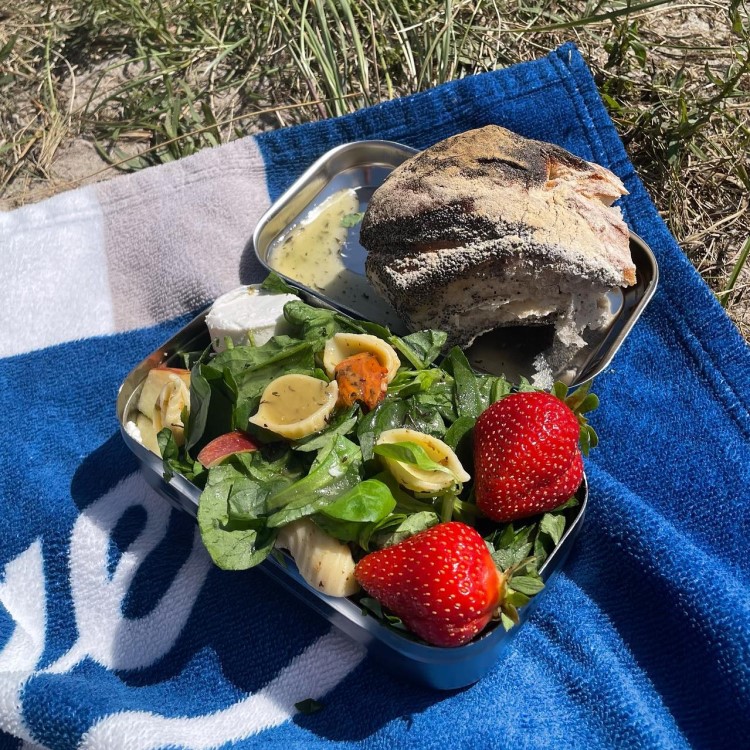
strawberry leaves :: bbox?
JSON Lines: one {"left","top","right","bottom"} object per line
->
{"left": 553, "top": 380, "right": 600, "bottom": 456}
{"left": 484, "top": 495, "right": 579, "bottom": 630}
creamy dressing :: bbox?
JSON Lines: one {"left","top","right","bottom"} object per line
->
{"left": 268, "top": 188, "right": 404, "bottom": 330}
{"left": 271, "top": 188, "right": 359, "bottom": 292}
{"left": 249, "top": 374, "right": 338, "bottom": 439}
{"left": 261, "top": 375, "right": 332, "bottom": 425}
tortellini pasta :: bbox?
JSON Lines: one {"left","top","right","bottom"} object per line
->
{"left": 323, "top": 333, "right": 400, "bottom": 383}
{"left": 376, "top": 428, "right": 470, "bottom": 493}
{"left": 275, "top": 519, "right": 359, "bottom": 597}
{"left": 249, "top": 374, "right": 338, "bottom": 439}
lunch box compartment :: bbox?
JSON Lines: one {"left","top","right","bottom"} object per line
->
{"left": 117, "top": 137, "right": 655, "bottom": 688}
{"left": 117, "top": 300, "right": 588, "bottom": 690}
{"left": 252, "top": 140, "right": 658, "bottom": 387}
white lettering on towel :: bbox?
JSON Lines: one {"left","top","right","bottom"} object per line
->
{"left": 78, "top": 629, "right": 366, "bottom": 750}
{"left": 0, "top": 471, "right": 366, "bottom": 749}
{"left": 46, "top": 472, "right": 212, "bottom": 673}
{"left": 0, "top": 540, "right": 47, "bottom": 744}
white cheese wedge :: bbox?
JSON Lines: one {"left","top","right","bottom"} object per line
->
{"left": 377, "top": 428, "right": 470, "bottom": 493}
{"left": 322, "top": 332, "right": 400, "bottom": 383}
{"left": 205, "top": 286, "right": 298, "bottom": 352}
{"left": 248, "top": 374, "right": 338, "bottom": 440}
{"left": 275, "top": 518, "right": 359, "bottom": 597}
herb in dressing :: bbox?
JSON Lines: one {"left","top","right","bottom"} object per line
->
{"left": 269, "top": 188, "right": 404, "bottom": 331}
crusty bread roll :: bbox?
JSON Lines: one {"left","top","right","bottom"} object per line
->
{"left": 360, "top": 125, "right": 636, "bottom": 377}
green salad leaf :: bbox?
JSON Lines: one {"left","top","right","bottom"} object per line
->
{"left": 260, "top": 272, "right": 299, "bottom": 296}
{"left": 197, "top": 473, "right": 278, "bottom": 570}
{"left": 185, "top": 363, "right": 238, "bottom": 451}
{"left": 265, "top": 436, "right": 362, "bottom": 527}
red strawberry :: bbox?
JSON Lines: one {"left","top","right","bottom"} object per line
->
{"left": 354, "top": 521, "right": 504, "bottom": 647}
{"left": 474, "top": 390, "right": 586, "bottom": 522}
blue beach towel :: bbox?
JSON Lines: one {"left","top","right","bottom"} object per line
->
{"left": 1, "top": 43, "right": 748, "bottom": 749}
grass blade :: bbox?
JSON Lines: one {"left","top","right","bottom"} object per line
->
{"left": 721, "top": 236, "right": 750, "bottom": 308}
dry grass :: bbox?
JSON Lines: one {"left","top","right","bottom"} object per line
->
{"left": 1, "top": 1, "right": 749, "bottom": 336}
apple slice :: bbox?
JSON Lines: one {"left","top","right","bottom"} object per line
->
{"left": 197, "top": 431, "right": 259, "bottom": 468}
{"left": 138, "top": 367, "right": 191, "bottom": 420}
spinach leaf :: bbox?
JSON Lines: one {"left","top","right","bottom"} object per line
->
{"left": 333, "top": 313, "right": 392, "bottom": 341}
{"left": 491, "top": 375, "right": 513, "bottom": 403}
{"left": 292, "top": 405, "right": 359, "bottom": 453}
{"left": 265, "top": 436, "right": 362, "bottom": 527}
{"left": 412, "top": 380, "right": 457, "bottom": 423}
{"left": 185, "top": 363, "right": 238, "bottom": 451}
{"left": 213, "top": 335, "right": 310, "bottom": 372}
{"left": 260, "top": 272, "right": 299, "bottom": 296}
{"left": 387, "top": 368, "right": 444, "bottom": 399}
{"left": 220, "top": 450, "right": 299, "bottom": 521}
{"left": 158, "top": 429, "right": 206, "bottom": 485}
{"left": 234, "top": 445, "right": 307, "bottom": 483}
{"left": 357, "top": 390, "right": 448, "bottom": 465}
{"left": 227, "top": 481, "right": 274, "bottom": 521}
{"left": 231, "top": 340, "right": 317, "bottom": 414}
{"left": 319, "top": 478, "right": 396, "bottom": 522}
{"left": 197, "top": 477, "right": 277, "bottom": 570}
{"left": 442, "top": 347, "right": 483, "bottom": 419}
{"left": 371, "top": 471, "right": 432, "bottom": 514}
{"left": 369, "top": 510, "right": 439, "bottom": 548}
{"left": 443, "top": 415, "right": 475, "bottom": 450}
{"left": 395, "top": 330, "right": 447, "bottom": 369}
{"left": 402, "top": 393, "right": 447, "bottom": 437}
{"left": 283, "top": 300, "right": 342, "bottom": 343}
{"left": 357, "top": 399, "right": 409, "bottom": 461}
{"left": 312, "top": 478, "right": 397, "bottom": 545}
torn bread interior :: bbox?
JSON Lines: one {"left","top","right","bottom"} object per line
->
{"left": 360, "top": 125, "right": 636, "bottom": 380}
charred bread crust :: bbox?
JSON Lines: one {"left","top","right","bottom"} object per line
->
{"left": 360, "top": 125, "right": 636, "bottom": 297}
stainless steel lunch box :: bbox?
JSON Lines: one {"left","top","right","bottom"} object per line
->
{"left": 117, "top": 139, "right": 657, "bottom": 689}
{"left": 252, "top": 140, "right": 659, "bottom": 387}
{"left": 116, "top": 304, "right": 588, "bottom": 689}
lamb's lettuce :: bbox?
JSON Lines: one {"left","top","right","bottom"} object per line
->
{"left": 265, "top": 436, "right": 363, "bottom": 527}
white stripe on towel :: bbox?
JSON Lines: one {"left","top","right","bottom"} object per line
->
{"left": 0, "top": 187, "right": 114, "bottom": 357}
{"left": 0, "top": 540, "right": 48, "bottom": 745}
{"left": 78, "top": 628, "right": 366, "bottom": 750}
